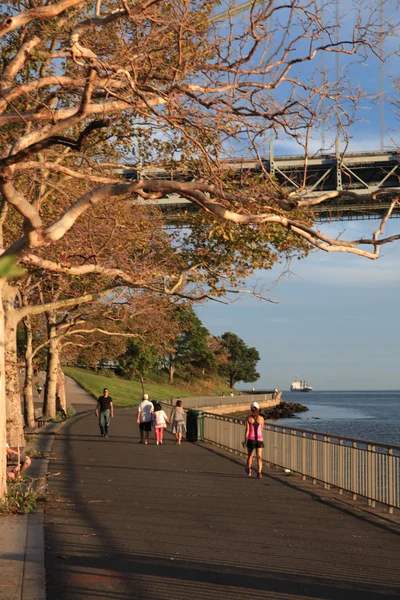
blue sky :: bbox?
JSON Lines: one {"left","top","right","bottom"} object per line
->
{"left": 195, "top": 3, "right": 400, "bottom": 390}
{"left": 197, "top": 218, "right": 400, "bottom": 391}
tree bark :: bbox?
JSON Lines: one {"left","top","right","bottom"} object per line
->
{"left": 0, "top": 278, "right": 7, "bottom": 498}
{"left": 4, "top": 283, "right": 24, "bottom": 447}
{"left": 56, "top": 360, "right": 66, "bottom": 413}
{"left": 43, "top": 317, "right": 58, "bottom": 418}
{"left": 23, "top": 316, "right": 35, "bottom": 428}
{"left": 168, "top": 363, "right": 175, "bottom": 385}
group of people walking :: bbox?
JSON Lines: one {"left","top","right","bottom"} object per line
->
{"left": 95, "top": 390, "right": 265, "bottom": 477}
{"left": 95, "top": 390, "right": 186, "bottom": 445}
{"left": 136, "top": 394, "right": 186, "bottom": 445}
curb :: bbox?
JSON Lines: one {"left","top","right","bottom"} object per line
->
{"left": 20, "top": 419, "right": 69, "bottom": 600}
{"left": 22, "top": 511, "right": 46, "bottom": 600}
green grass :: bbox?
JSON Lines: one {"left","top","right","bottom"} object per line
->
{"left": 63, "top": 367, "right": 229, "bottom": 407}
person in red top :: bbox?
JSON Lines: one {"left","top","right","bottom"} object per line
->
{"left": 244, "top": 401, "right": 265, "bottom": 479}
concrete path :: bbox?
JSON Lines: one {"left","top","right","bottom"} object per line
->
{"left": 44, "top": 398, "right": 400, "bottom": 599}
{"left": 0, "top": 376, "right": 95, "bottom": 600}
{"left": 64, "top": 377, "right": 97, "bottom": 407}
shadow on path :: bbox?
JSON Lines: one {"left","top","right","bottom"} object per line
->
{"left": 44, "top": 408, "right": 400, "bottom": 600}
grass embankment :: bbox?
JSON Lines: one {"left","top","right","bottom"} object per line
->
{"left": 64, "top": 367, "right": 230, "bottom": 407}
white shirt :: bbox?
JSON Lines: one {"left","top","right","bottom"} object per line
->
{"left": 153, "top": 410, "right": 168, "bottom": 428}
{"left": 138, "top": 399, "right": 154, "bottom": 422}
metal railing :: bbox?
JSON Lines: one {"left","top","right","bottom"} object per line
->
{"left": 202, "top": 413, "right": 400, "bottom": 513}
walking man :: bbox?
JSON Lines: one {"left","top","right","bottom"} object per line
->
{"left": 95, "top": 388, "right": 114, "bottom": 437}
{"left": 137, "top": 393, "right": 154, "bottom": 444}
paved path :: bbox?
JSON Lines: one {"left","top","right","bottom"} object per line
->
{"left": 44, "top": 387, "right": 400, "bottom": 600}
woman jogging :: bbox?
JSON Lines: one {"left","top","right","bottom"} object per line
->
{"left": 244, "top": 401, "right": 264, "bottom": 479}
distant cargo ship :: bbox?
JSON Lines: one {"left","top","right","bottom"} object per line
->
{"left": 290, "top": 378, "right": 313, "bottom": 392}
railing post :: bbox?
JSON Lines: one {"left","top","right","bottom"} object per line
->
{"left": 291, "top": 429, "right": 296, "bottom": 472}
{"left": 338, "top": 439, "right": 344, "bottom": 494}
{"left": 352, "top": 441, "right": 358, "bottom": 500}
{"left": 312, "top": 434, "right": 317, "bottom": 484}
{"left": 302, "top": 432, "right": 307, "bottom": 480}
{"left": 388, "top": 449, "right": 394, "bottom": 514}
{"left": 367, "top": 444, "right": 372, "bottom": 506}
{"left": 323, "top": 436, "right": 329, "bottom": 489}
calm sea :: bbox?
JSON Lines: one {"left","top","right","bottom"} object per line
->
{"left": 275, "top": 390, "right": 400, "bottom": 447}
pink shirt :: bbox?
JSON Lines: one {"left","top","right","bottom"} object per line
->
{"left": 247, "top": 418, "right": 263, "bottom": 441}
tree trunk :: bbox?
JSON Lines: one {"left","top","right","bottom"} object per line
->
{"left": 229, "top": 374, "right": 234, "bottom": 389}
{"left": 0, "top": 278, "right": 7, "bottom": 498}
{"left": 56, "top": 360, "right": 67, "bottom": 413}
{"left": 43, "top": 320, "right": 58, "bottom": 418}
{"left": 168, "top": 363, "right": 175, "bottom": 384}
{"left": 23, "top": 316, "right": 35, "bottom": 428}
{"left": 4, "top": 283, "right": 24, "bottom": 448}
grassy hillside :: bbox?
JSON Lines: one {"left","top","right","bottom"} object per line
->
{"left": 64, "top": 367, "right": 230, "bottom": 407}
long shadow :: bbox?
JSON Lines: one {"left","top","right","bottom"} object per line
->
{"left": 44, "top": 412, "right": 400, "bottom": 600}
{"left": 196, "top": 441, "right": 400, "bottom": 537}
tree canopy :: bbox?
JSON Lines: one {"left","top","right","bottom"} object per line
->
{"left": 219, "top": 332, "right": 260, "bottom": 389}
{"left": 1, "top": 0, "right": 400, "bottom": 497}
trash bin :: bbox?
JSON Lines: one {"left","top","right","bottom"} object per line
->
{"left": 186, "top": 409, "right": 204, "bottom": 442}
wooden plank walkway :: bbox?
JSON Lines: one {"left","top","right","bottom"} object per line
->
{"left": 44, "top": 390, "right": 400, "bottom": 600}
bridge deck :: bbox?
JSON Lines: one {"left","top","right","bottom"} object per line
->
{"left": 45, "top": 403, "right": 400, "bottom": 600}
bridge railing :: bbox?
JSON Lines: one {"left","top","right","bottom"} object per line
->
{"left": 202, "top": 413, "right": 400, "bottom": 513}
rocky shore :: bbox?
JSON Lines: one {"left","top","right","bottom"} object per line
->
{"left": 232, "top": 401, "right": 308, "bottom": 419}
{"left": 260, "top": 401, "right": 309, "bottom": 419}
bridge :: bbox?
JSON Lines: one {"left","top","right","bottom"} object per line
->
{"left": 123, "top": 149, "right": 400, "bottom": 222}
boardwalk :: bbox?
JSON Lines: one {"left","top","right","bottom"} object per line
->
{"left": 44, "top": 385, "right": 400, "bottom": 600}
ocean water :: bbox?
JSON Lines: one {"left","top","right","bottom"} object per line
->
{"left": 275, "top": 390, "right": 400, "bottom": 447}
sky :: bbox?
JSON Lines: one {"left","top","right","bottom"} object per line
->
{"left": 194, "top": 2, "right": 400, "bottom": 391}
{"left": 197, "top": 218, "right": 400, "bottom": 391}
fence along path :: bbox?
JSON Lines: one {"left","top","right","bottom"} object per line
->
{"left": 200, "top": 412, "right": 400, "bottom": 513}
{"left": 45, "top": 404, "right": 400, "bottom": 600}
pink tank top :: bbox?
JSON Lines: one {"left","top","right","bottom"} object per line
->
{"left": 248, "top": 417, "right": 263, "bottom": 441}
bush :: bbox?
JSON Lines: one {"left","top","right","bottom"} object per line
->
{"left": 0, "top": 477, "right": 46, "bottom": 514}
{"left": 52, "top": 404, "right": 76, "bottom": 422}
{"left": 97, "top": 368, "right": 116, "bottom": 378}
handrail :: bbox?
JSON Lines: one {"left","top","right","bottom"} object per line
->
{"left": 161, "top": 403, "right": 400, "bottom": 454}
{"left": 200, "top": 411, "right": 400, "bottom": 512}
{"left": 160, "top": 401, "right": 400, "bottom": 511}
{"left": 204, "top": 411, "right": 400, "bottom": 454}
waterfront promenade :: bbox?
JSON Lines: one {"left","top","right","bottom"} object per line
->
{"left": 43, "top": 386, "right": 400, "bottom": 599}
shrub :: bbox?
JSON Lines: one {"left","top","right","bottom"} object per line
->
{"left": 0, "top": 477, "right": 46, "bottom": 514}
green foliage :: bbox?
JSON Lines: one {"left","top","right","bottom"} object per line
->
{"left": 0, "top": 255, "right": 25, "bottom": 280}
{"left": 117, "top": 340, "right": 160, "bottom": 380}
{"left": 171, "top": 308, "right": 216, "bottom": 376}
{"left": 52, "top": 404, "right": 76, "bottom": 422}
{"left": 25, "top": 449, "right": 45, "bottom": 458}
{"left": 0, "top": 477, "right": 46, "bottom": 515}
{"left": 219, "top": 332, "right": 260, "bottom": 388}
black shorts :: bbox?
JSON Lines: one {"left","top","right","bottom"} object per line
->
{"left": 140, "top": 421, "right": 152, "bottom": 432}
{"left": 247, "top": 440, "right": 264, "bottom": 450}
{"left": 7, "top": 453, "right": 28, "bottom": 465}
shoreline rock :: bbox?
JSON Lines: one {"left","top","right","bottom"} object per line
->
{"left": 260, "top": 401, "right": 309, "bottom": 420}
{"left": 231, "top": 401, "right": 309, "bottom": 420}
